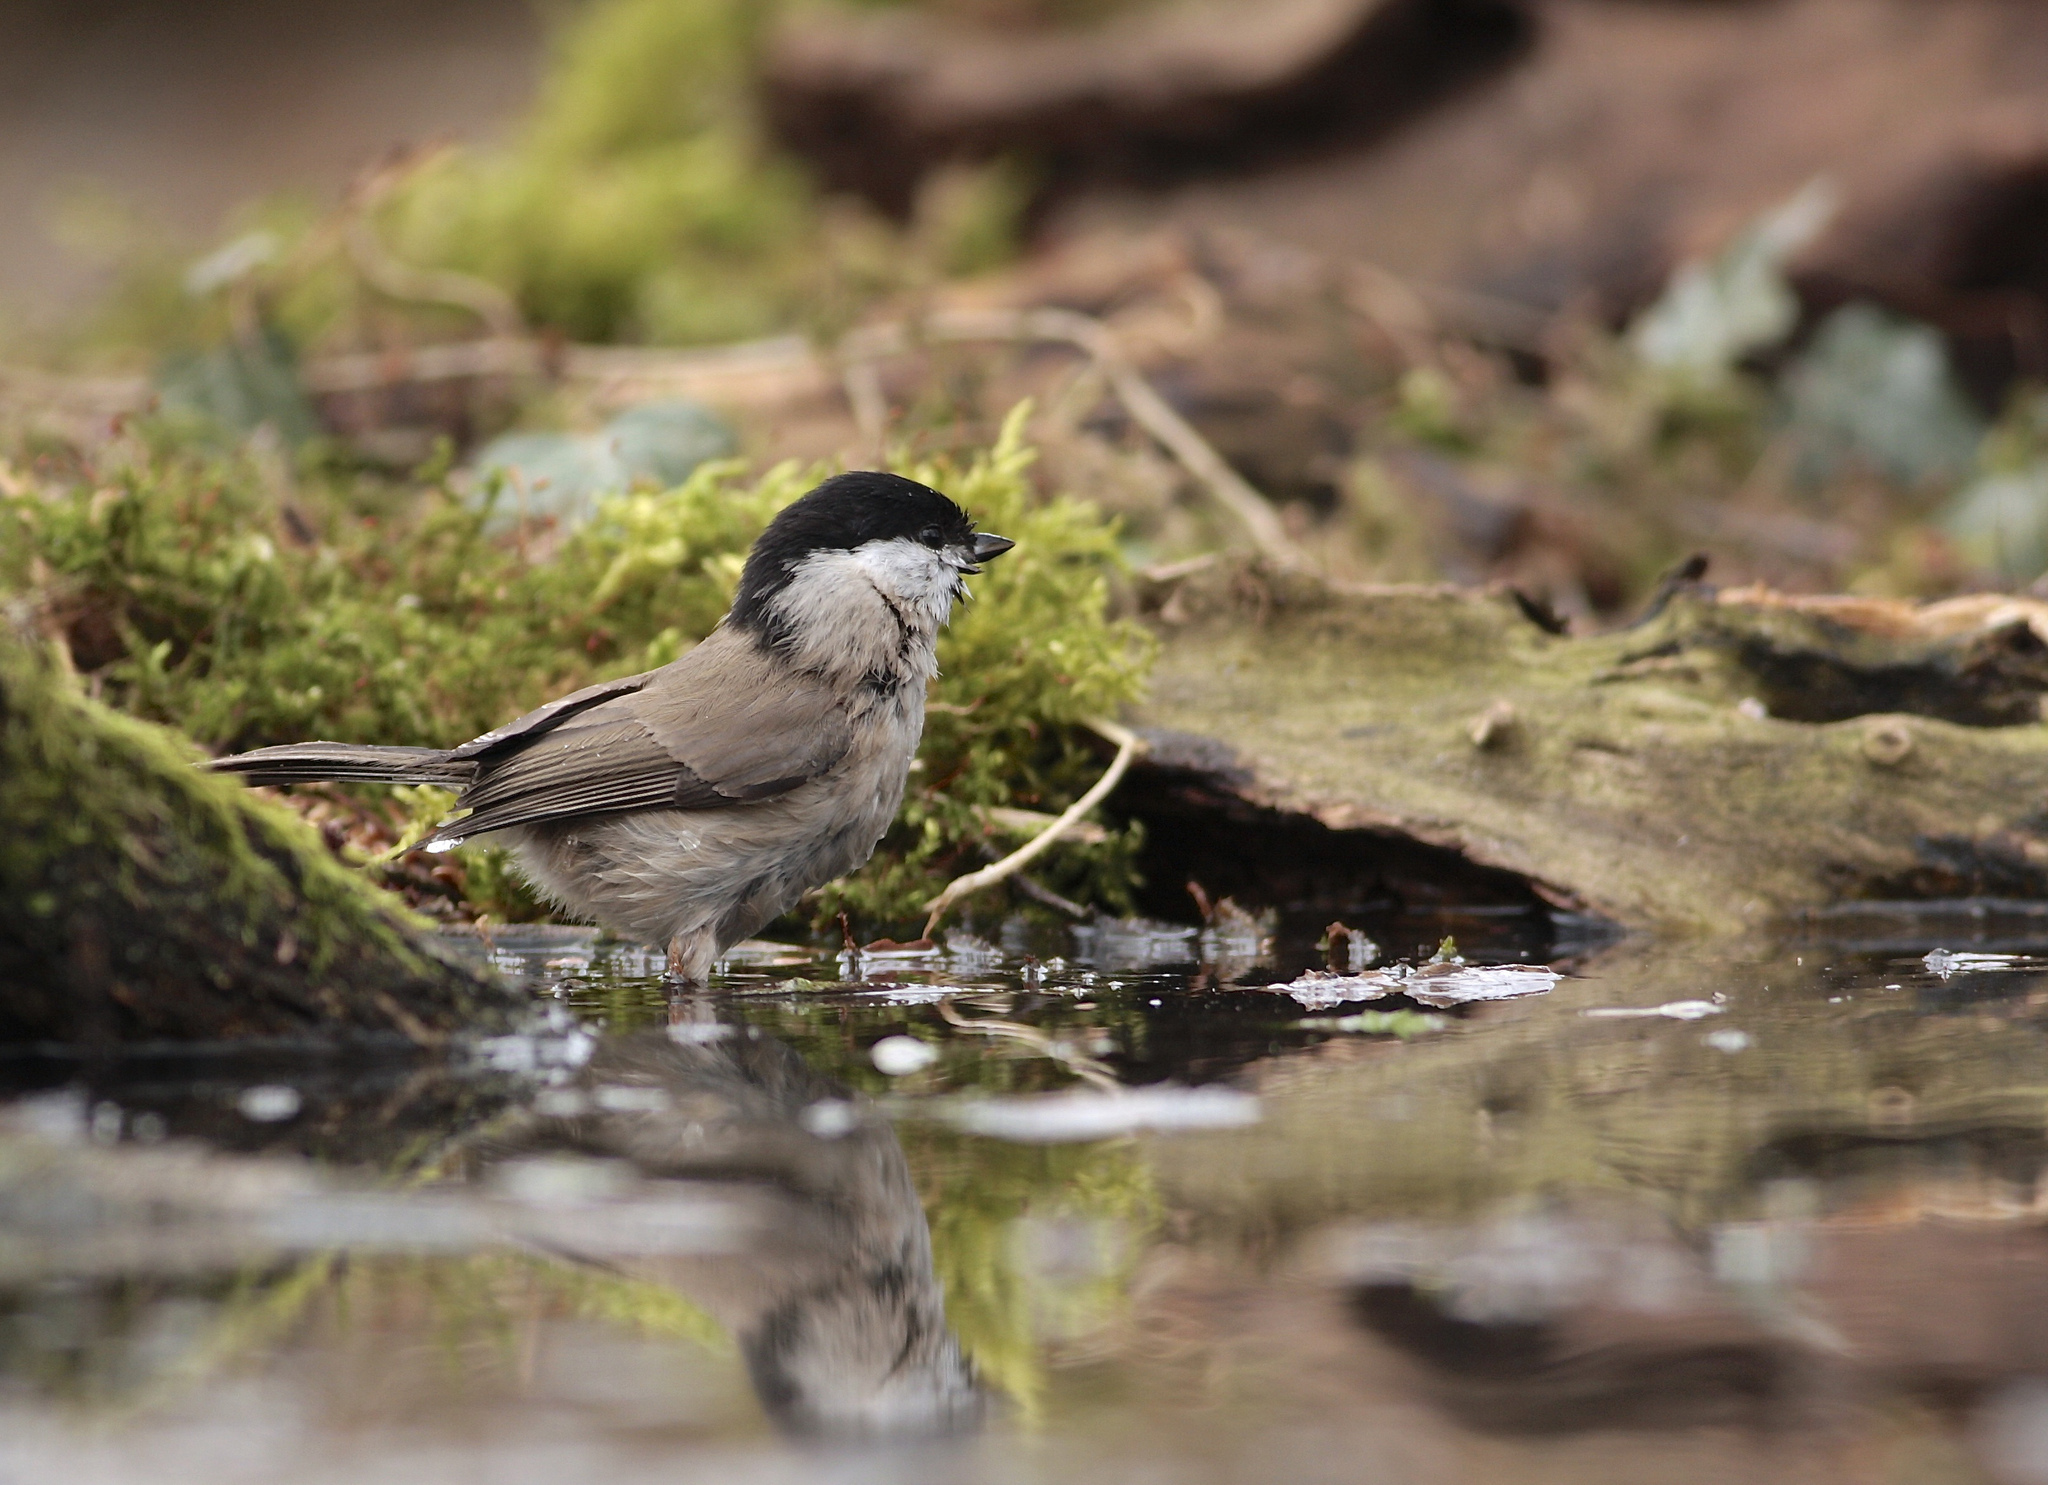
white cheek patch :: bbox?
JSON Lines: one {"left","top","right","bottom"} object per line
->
{"left": 763, "top": 539, "right": 954, "bottom": 683}
{"left": 849, "top": 537, "right": 960, "bottom": 613}
{"left": 771, "top": 549, "right": 877, "bottom": 636}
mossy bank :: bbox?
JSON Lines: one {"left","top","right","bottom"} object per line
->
{"left": 0, "top": 634, "right": 520, "bottom": 1046}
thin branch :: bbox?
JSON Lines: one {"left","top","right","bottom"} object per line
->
{"left": 842, "top": 307, "right": 1305, "bottom": 571}
{"left": 342, "top": 218, "right": 527, "bottom": 341}
{"left": 336, "top": 149, "right": 528, "bottom": 341}
{"left": 1012, "top": 874, "right": 1091, "bottom": 919}
{"left": 923, "top": 718, "right": 1146, "bottom": 937}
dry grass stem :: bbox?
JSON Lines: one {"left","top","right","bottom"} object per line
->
{"left": 923, "top": 717, "right": 1145, "bottom": 937}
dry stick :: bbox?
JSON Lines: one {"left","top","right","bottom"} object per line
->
{"left": 922, "top": 718, "right": 1146, "bottom": 938}
{"left": 342, "top": 218, "right": 527, "bottom": 341}
{"left": 1340, "top": 258, "right": 1553, "bottom": 359}
{"left": 842, "top": 307, "right": 1304, "bottom": 571}
{"left": 338, "top": 151, "right": 529, "bottom": 342}
{"left": 1342, "top": 261, "right": 1440, "bottom": 368}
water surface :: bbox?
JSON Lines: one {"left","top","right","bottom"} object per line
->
{"left": 6, "top": 906, "right": 2048, "bottom": 1484}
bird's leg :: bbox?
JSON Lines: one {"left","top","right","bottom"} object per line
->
{"left": 663, "top": 928, "right": 722, "bottom": 1026}
{"left": 665, "top": 928, "right": 717, "bottom": 983}
{"left": 665, "top": 929, "right": 721, "bottom": 1026}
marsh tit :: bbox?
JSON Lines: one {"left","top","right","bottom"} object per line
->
{"left": 210, "top": 471, "right": 1014, "bottom": 979}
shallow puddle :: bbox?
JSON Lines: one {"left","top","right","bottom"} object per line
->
{"left": 7, "top": 907, "right": 2048, "bottom": 1483}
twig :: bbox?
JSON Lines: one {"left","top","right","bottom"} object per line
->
{"left": 342, "top": 218, "right": 527, "bottom": 340}
{"left": 1137, "top": 552, "right": 1222, "bottom": 584}
{"left": 923, "top": 718, "right": 1146, "bottom": 937}
{"left": 1341, "top": 261, "right": 1440, "bottom": 367}
{"left": 340, "top": 150, "right": 527, "bottom": 341}
{"left": 842, "top": 308, "right": 1304, "bottom": 570}
{"left": 291, "top": 334, "right": 832, "bottom": 406}
{"left": 981, "top": 804, "right": 1109, "bottom": 846}
{"left": 1338, "top": 259, "right": 1554, "bottom": 357}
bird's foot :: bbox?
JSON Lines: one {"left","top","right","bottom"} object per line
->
{"left": 664, "top": 931, "right": 715, "bottom": 985}
{"left": 663, "top": 935, "right": 718, "bottom": 1028}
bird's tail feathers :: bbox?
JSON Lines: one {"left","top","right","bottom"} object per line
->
{"left": 206, "top": 742, "right": 474, "bottom": 789}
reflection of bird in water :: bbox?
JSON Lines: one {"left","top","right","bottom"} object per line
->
{"left": 466, "top": 1027, "right": 986, "bottom": 1439}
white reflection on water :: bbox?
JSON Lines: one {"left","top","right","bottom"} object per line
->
{"left": 938, "top": 1086, "right": 1260, "bottom": 1142}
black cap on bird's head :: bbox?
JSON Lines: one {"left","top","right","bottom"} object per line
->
{"left": 728, "top": 471, "right": 1013, "bottom": 634}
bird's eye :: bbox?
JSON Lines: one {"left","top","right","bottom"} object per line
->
{"left": 919, "top": 525, "right": 943, "bottom": 548}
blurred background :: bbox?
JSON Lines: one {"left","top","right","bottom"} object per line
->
{"left": 12, "top": 0, "right": 2048, "bottom": 614}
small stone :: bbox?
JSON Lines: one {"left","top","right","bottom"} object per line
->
{"left": 89, "top": 1102, "right": 123, "bottom": 1143}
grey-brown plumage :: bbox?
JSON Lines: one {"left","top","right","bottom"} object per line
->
{"left": 209, "top": 471, "right": 1013, "bottom": 978}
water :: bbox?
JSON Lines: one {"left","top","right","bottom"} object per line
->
{"left": 6, "top": 909, "right": 2048, "bottom": 1483}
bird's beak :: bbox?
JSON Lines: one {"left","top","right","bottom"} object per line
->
{"left": 959, "top": 533, "right": 1015, "bottom": 573}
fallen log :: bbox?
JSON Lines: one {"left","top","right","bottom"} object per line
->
{"left": 0, "top": 633, "right": 522, "bottom": 1047}
{"left": 761, "top": 0, "right": 1532, "bottom": 217}
{"left": 1122, "top": 570, "right": 2048, "bottom": 932}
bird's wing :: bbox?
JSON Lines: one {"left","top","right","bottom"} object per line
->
{"left": 447, "top": 669, "right": 656, "bottom": 762}
{"left": 431, "top": 632, "right": 853, "bottom": 842}
{"left": 436, "top": 719, "right": 699, "bottom": 840}
{"left": 636, "top": 630, "right": 856, "bottom": 800}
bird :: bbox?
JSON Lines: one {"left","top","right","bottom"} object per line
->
{"left": 207, "top": 470, "right": 1014, "bottom": 981}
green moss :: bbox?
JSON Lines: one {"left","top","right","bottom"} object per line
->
{"left": 0, "top": 631, "right": 516, "bottom": 1040}
{"left": 370, "top": 0, "right": 1017, "bottom": 345}
{"left": 4, "top": 405, "right": 1154, "bottom": 939}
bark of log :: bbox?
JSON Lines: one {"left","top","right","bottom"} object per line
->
{"left": 1123, "top": 570, "right": 2048, "bottom": 932}
{"left": 761, "top": 0, "right": 1532, "bottom": 218}
{"left": 0, "top": 634, "right": 522, "bottom": 1047}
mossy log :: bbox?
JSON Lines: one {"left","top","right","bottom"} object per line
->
{"left": 0, "top": 635, "right": 521, "bottom": 1047}
{"left": 1125, "top": 573, "right": 2048, "bottom": 932}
